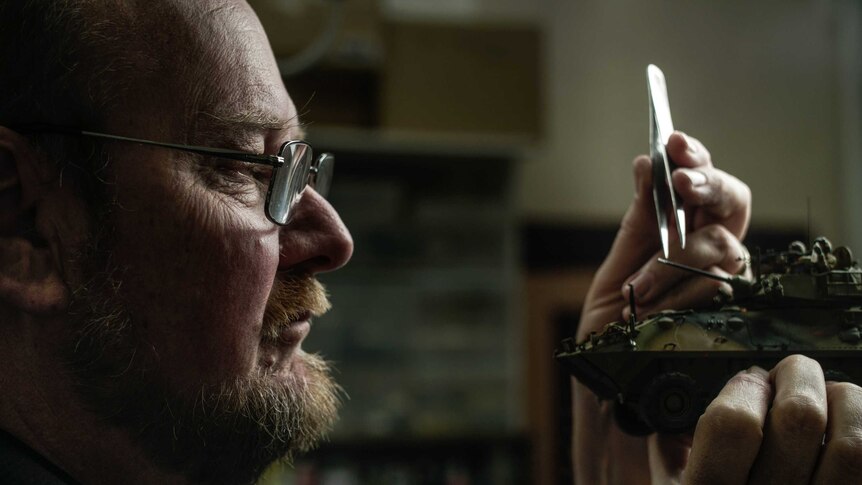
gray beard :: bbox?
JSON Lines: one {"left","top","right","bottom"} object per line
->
{"left": 63, "top": 230, "right": 342, "bottom": 485}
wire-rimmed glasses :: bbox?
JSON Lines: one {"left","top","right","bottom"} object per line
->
{"left": 14, "top": 125, "right": 333, "bottom": 225}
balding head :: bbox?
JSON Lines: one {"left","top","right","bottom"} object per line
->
{"left": 0, "top": 0, "right": 299, "bottom": 209}
{"left": 0, "top": 0, "right": 143, "bottom": 128}
{"left": 1, "top": 0, "right": 282, "bottom": 129}
{"left": 0, "top": 3, "right": 347, "bottom": 484}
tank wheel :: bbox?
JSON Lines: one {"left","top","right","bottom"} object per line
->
{"left": 612, "top": 400, "right": 654, "bottom": 436}
{"left": 640, "top": 372, "right": 702, "bottom": 434}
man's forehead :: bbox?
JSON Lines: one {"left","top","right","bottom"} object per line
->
{"left": 159, "top": 1, "right": 304, "bottom": 142}
{"left": 197, "top": 107, "right": 306, "bottom": 141}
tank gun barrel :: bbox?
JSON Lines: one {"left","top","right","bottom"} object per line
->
{"left": 658, "top": 258, "right": 755, "bottom": 298}
{"left": 658, "top": 258, "right": 733, "bottom": 283}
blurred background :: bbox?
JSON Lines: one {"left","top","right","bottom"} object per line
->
{"left": 250, "top": 0, "right": 862, "bottom": 483}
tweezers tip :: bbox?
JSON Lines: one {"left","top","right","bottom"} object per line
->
{"left": 676, "top": 209, "right": 686, "bottom": 250}
{"left": 660, "top": 227, "right": 670, "bottom": 259}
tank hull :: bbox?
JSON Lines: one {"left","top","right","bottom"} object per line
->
{"left": 557, "top": 305, "right": 862, "bottom": 434}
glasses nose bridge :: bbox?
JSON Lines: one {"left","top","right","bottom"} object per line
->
{"left": 308, "top": 153, "right": 334, "bottom": 199}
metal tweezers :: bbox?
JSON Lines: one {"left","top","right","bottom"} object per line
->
{"left": 647, "top": 64, "right": 685, "bottom": 258}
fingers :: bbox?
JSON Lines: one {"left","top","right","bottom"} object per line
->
{"left": 684, "top": 366, "right": 772, "bottom": 484}
{"left": 667, "top": 130, "right": 751, "bottom": 239}
{"left": 625, "top": 268, "right": 729, "bottom": 320}
{"left": 589, "top": 131, "right": 750, "bottom": 334}
{"left": 596, "top": 130, "right": 749, "bottom": 292}
{"left": 589, "top": 156, "right": 659, "bottom": 295}
{"left": 813, "top": 382, "right": 862, "bottom": 484}
{"left": 673, "top": 166, "right": 752, "bottom": 239}
{"left": 622, "top": 224, "right": 747, "bottom": 307}
{"left": 616, "top": 155, "right": 659, "bottom": 257}
{"left": 666, "top": 131, "right": 712, "bottom": 169}
{"left": 748, "top": 355, "right": 828, "bottom": 484}
{"left": 685, "top": 358, "right": 862, "bottom": 485}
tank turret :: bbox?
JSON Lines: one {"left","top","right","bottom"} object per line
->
{"left": 556, "top": 237, "right": 862, "bottom": 435}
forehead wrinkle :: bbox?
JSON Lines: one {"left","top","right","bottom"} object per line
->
{"left": 196, "top": 109, "right": 307, "bottom": 143}
{"left": 148, "top": 0, "right": 301, "bottom": 143}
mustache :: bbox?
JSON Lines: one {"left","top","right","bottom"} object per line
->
{"left": 261, "top": 275, "right": 331, "bottom": 341}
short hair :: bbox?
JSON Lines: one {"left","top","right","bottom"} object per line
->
{"left": 0, "top": 0, "right": 175, "bottom": 208}
{"left": 0, "top": 0, "right": 237, "bottom": 200}
{"left": 0, "top": 0, "right": 147, "bottom": 129}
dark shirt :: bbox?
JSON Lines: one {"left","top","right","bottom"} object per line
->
{"left": 0, "top": 429, "right": 79, "bottom": 484}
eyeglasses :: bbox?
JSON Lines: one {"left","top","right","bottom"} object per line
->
{"left": 14, "top": 124, "right": 334, "bottom": 226}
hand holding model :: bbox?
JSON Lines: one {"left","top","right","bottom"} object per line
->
{"left": 573, "top": 132, "right": 862, "bottom": 483}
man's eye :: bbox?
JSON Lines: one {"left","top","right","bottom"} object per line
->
{"left": 214, "top": 162, "right": 271, "bottom": 185}
{"left": 246, "top": 164, "right": 273, "bottom": 183}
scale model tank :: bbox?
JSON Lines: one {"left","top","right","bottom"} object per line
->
{"left": 555, "top": 237, "right": 862, "bottom": 435}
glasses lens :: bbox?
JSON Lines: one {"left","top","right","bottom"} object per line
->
{"left": 311, "top": 153, "right": 334, "bottom": 198}
{"left": 267, "top": 142, "right": 312, "bottom": 225}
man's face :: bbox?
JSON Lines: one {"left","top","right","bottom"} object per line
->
{"left": 62, "top": 1, "right": 352, "bottom": 481}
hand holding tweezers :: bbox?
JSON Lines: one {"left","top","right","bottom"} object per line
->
{"left": 647, "top": 64, "right": 686, "bottom": 258}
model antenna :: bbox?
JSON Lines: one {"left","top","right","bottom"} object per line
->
{"left": 807, "top": 197, "right": 811, "bottom": 249}
{"left": 625, "top": 284, "right": 639, "bottom": 348}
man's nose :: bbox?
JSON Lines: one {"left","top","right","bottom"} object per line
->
{"left": 277, "top": 188, "right": 353, "bottom": 274}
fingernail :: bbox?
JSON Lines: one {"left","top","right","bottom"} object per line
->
{"left": 682, "top": 133, "right": 697, "bottom": 155}
{"left": 682, "top": 133, "right": 697, "bottom": 149}
{"left": 679, "top": 168, "right": 707, "bottom": 186}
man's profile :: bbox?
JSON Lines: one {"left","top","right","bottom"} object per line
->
{"left": 2, "top": 1, "right": 862, "bottom": 484}
{"left": 0, "top": 1, "right": 352, "bottom": 483}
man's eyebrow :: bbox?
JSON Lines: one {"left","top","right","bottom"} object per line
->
{"left": 197, "top": 110, "right": 307, "bottom": 140}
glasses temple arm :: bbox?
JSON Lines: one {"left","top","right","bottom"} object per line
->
{"left": 15, "top": 124, "right": 283, "bottom": 167}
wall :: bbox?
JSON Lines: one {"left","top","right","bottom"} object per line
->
{"left": 254, "top": 0, "right": 859, "bottom": 244}
{"left": 522, "top": 0, "right": 854, "bottom": 245}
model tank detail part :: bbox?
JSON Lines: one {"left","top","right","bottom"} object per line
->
{"left": 556, "top": 238, "right": 862, "bottom": 435}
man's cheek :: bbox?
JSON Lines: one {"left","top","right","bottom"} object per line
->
{"left": 189, "top": 228, "right": 278, "bottom": 360}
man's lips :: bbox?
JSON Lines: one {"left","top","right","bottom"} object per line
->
{"left": 276, "top": 311, "right": 311, "bottom": 346}
{"left": 258, "top": 311, "right": 312, "bottom": 371}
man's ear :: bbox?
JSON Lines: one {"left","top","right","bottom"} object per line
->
{"left": 0, "top": 127, "right": 71, "bottom": 315}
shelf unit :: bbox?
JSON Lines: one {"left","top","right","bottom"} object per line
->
{"left": 266, "top": 128, "right": 529, "bottom": 483}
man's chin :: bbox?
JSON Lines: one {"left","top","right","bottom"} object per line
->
{"left": 74, "top": 342, "right": 341, "bottom": 483}
{"left": 172, "top": 351, "right": 342, "bottom": 482}
{"left": 68, "top": 298, "right": 341, "bottom": 484}
{"left": 268, "top": 349, "right": 314, "bottom": 385}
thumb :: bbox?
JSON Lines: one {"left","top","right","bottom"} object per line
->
{"left": 592, "top": 156, "right": 660, "bottom": 292}
{"left": 648, "top": 433, "right": 692, "bottom": 484}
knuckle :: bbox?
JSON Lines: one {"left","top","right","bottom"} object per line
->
{"left": 777, "top": 354, "right": 819, "bottom": 373}
{"left": 703, "top": 224, "right": 733, "bottom": 253}
{"left": 727, "top": 370, "right": 771, "bottom": 392}
{"left": 698, "top": 401, "right": 764, "bottom": 446}
{"left": 826, "top": 381, "right": 862, "bottom": 402}
{"left": 770, "top": 394, "right": 827, "bottom": 437}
